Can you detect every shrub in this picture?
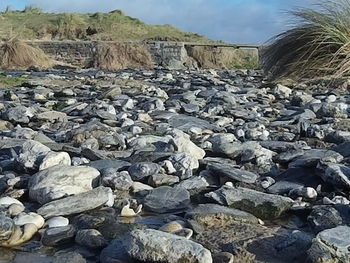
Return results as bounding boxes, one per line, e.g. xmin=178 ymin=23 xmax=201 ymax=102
xmin=261 ymin=0 xmax=350 ymax=80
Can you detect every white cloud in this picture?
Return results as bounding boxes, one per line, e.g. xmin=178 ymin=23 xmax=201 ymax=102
xmin=25 ymin=0 xmax=316 ymax=43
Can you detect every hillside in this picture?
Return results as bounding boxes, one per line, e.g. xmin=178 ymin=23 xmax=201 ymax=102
xmin=0 ymin=7 xmax=213 ymax=42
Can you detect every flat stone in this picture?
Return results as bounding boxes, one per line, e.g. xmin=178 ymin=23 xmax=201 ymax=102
xmin=124 ymin=229 xmax=212 ymax=263
xmin=37 ymin=186 xmax=113 ymax=218
xmin=207 ymin=163 xmax=258 ymax=184
xmin=41 ymin=225 xmax=76 ymax=246
xmin=29 ymin=165 xmax=100 ymax=204
xmin=207 ymin=185 xmax=294 ymax=219
xmin=143 ymin=186 xmax=190 ymax=213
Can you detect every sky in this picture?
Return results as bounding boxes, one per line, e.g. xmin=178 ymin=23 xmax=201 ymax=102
xmin=0 ymin=0 xmax=316 ymax=44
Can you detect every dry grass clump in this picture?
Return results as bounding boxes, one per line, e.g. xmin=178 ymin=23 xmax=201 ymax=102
xmin=261 ymin=0 xmax=350 ymax=80
xmin=0 ymin=38 xmax=52 ymax=69
xmin=93 ymin=42 xmax=154 ymax=70
xmin=186 ymin=46 xmax=259 ymax=69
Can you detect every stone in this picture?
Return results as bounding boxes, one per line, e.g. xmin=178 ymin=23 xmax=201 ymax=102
xmin=185 ymin=204 xmax=259 ymax=226
xmin=88 ymin=159 xmax=130 ymax=173
xmin=167 ymin=129 xmax=206 ymax=160
xmin=53 ymin=252 xmax=86 ymax=263
xmin=148 ymin=173 xmax=180 ymax=187
xmin=169 ymin=153 xmax=199 ymax=179
xmin=143 ymin=186 xmax=190 ymax=213
xmin=159 ymin=221 xmax=184 ymax=233
xmin=39 ymin=151 xmax=71 ymax=170
xmin=124 ymin=229 xmax=212 ymax=263
xmin=207 ymin=163 xmax=258 ymax=184
xmin=5 ymin=106 xmax=33 ymax=124
xmin=308 ymin=206 xmax=343 ymax=233
xmin=37 ymin=111 xmax=68 ymax=123
xmin=41 ymin=225 xmax=76 ymax=246
xmin=16 ymin=140 xmax=51 ymax=171
xmin=289 ymin=149 xmax=343 ymax=168
xmin=308 ymin=226 xmax=350 ymax=263
xmin=207 ymin=185 xmax=294 ymax=219
xmin=29 ymin=165 xmax=100 ymax=204
xmin=45 ymin=217 xmax=69 ymax=228
xmin=37 ymin=186 xmax=113 ymax=218
xmin=101 ymin=169 xmax=133 ymax=191
xmin=321 ymin=163 xmax=350 ymax=189
xmin=13 ymin=212 xmax=45 ymax=229
xmin=75 ymin=229 xmax=108 ymax=249
xmin=128 ymin=162 xmax=160 ymax=181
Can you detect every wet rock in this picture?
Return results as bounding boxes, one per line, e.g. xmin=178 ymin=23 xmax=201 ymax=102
xmin=124 ymin=229 xmax=212 ymax=263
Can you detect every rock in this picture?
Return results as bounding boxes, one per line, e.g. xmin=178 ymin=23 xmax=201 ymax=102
xmin=185 ymin=204 xmax=259 ymax=226
xmin=37 ymin=186 xmax=113 ymax=218
xmin=308 ymin=226 xmax=350 ymax=263
xmin=37 ymin=111 xmax=68 ymax=123
xmin=5 ymin=106 xmax=34 ymax=124
xmin=320 ymin=163 xmax=350 ymax=189
xmin=45 ymin=217 xmax=69 ymax=228
xmin=29 ymin=165 xmax=100 ymax=204
xmin=176 ymin=176 xmax=210 ymax=190
xmin=53 ymin=251 xmax=86 ymax=263
xmin=148 ymin=173 xmax=179 ymax=187
xmin=128 ymin=162 xmax=160 ymax=181
xmin=13 ymin=212 xmax=45 ymax=228
xmin=207 ymin=185 xmax=294 ymax=219
xmin=167 ymin=129 xmax=206 ymax=160
xmin=16 ymin=140 xmax=51 ymax=171
xmin=101 ymin=169 xmax=133 ymax=191
xmin=169 ymin=153 xmax=199 ymax=179
xmin=75 ymin=229 xmax=108 ymax=249
xmin=143 ymin=186 xmax=190 ymax=213
xmin=207 ymin=163 xmax=258 ymax=184
xmin=289 ymin=149 xmax=343 ymax=168
xmin=308 ymin=206 xmax=343 ymax=233
xmin=88 ymin=159 xmax=130 ymax=173
xmin=212 ymin=252 xmax=234 ymax=263
xmin=124 ymin=229 xmax=212 ymax=263
xmin=159 ymin=221 xmax=184 ymax=233
xmin=39 ymin=151 xmax=71 ymax=170
xmin=41 ymin=225 xmax=76 ymax=246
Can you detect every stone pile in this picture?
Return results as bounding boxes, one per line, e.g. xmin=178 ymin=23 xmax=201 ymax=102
xmin=0 ymin=68 xmax=350 ymax=263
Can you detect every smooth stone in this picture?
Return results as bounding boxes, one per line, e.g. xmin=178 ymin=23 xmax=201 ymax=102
xmin=0 ymin=197 xmax=23 ymax=207
xmin=207 ymin=163 xmax=258 ymax=184
xmin=39 ymin=152 xmax=71 ymax=171
xmin=45 ymin=217 xmax=69 ymax=228
xmin=124 ymin=229 xmax=212 ymax=263
xmin=159 ymin=221 xmax=184 ymax=233
xmin=172 ymin=228 xmax=193 ymax=239
xmin=29 ymin=165 xmax=100 ymax=204
xmin=75 ymin=229 xmax=108 ymax=249
xmin=143 ymin=186 xmax=190 ymax=214
xmin=13 ymin=213 xmax=45 ymax=229
xmin=37 ymin=186 xmax=113 ymax=218
xmin=207 ymin=185 xmax=294 ymax=219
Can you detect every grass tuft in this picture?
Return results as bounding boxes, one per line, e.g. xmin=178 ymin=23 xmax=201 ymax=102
xmin=261 ymin=0 xmax=350 ymax=80
xmin=93 ymin=42 xmax=154 ymax=71
xmin=0 ymin=38 xmax=52 ymax=69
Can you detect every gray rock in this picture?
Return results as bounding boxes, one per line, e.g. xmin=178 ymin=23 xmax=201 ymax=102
xmin=308 ymin=226 xmax=350 ymax=263
xmin=53 ymin=252 xmax=86 ymax=263
xmin=169 ymin=153 xmax=199 ymax=179
xmin=289 ymin=149 xmax=343 ymax=168
xmin=88 ymin=159 xmax=130 ymax=173
xmin=207 ymin=163 xmax=258 ymax=184
xmin=207 ymin=185 xmax=294 ymax=219
xmin=128 ymin=162 xmax=160 ymax=181
xmin=148 ymin=173 xmax=179 ymax=187
xmin=308 ymin=206 xmax=343 ymax=233
xmin=124 ymin=229 xmax=212 ymax=263
xmin=75 ymin=229 xmax=108 ymax=249
xmin=37 ymin=186 xmax=113 ymax=218
xmin=29 ymin=165 xmax=100 ymax=204
xmin=102 ymin=169 xmax=133 ymax=191
xmin=42 ymin=225 xmax=76 ymax=246
xmin=16 ymin=140 xmax=51 ymax=171
xmin=185 ymin=204 xmax=259 ymax=226
xmin=321 ymin=163 xmax=350 ymax=189
xmin=168 ymin=114 xmax=217 ymax=132
xmin=6 ymin=106 xmax=34 ymax=124
xmin=143 ymin=186 xmax=190 ymax=213
xmin=37 ymin=111 xmax=68 ymax=123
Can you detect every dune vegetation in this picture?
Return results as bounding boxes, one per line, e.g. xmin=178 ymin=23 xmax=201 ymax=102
xmin=261 ymin=0 xmax=350 ymax=80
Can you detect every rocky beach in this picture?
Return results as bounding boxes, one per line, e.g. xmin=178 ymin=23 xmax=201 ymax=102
xmin=0 ymin=68 xmax=350 ymax=263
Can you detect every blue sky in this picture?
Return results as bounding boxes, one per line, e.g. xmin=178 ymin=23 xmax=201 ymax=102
xmin=1 ymin=0 xmax=316 ymax=43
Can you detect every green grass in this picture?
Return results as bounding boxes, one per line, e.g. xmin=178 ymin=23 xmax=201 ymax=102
xmin=261 ymin=0 xmax=350 ymax=80
xmin=0 ymin=8 xmax=212 ymax=42
xmin=0 ymin=74 xmax=28 ymax=88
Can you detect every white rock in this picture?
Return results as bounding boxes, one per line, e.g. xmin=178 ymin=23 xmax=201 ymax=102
xmin=39 ymin=151 xmax=71 ymax=170
xmin=45 ymin=216 xmax=69 ymax=228
xmin=14 ymin=212 xmax=45 ymax=228
xmin=0 ymin=197 xmax=23 ymax=207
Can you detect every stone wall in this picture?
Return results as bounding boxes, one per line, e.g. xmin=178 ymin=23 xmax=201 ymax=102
xmin=24 ymin=40 xmax=259 ymax=69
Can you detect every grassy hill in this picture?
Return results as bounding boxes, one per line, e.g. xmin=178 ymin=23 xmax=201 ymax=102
xmin=0 ymin=7 xmax=213 ymax=42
